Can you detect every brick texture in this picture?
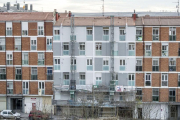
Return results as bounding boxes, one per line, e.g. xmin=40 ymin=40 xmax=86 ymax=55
xmin=22 ymin=67 xmax=30 ymax=80
xmin=160 ymin=58 xmax=168 ymax=71
xmin=152 ymin=73 xmax=161 ymax=87
xmin=6 ymin=37 xmax=14 ymax=50
xmin=160 ymin=27 xmax=169 ymax=41
xmin=159 ymin=88 xmax=169 ymax=102
xmin=6 ymin=67 xmax=14 ymax=79
xmin=13 ymin=22 xmax=21 ymax=36
xmin=28 ymin=22 xmax=37 ymax=36
xmin=14 ymin=81 xmax=22 ymax=94
xmin=176 ymin=88 xmax=180 ymax=102
xmin=168 ymin=73 xmax=178 ymax=87
xmin=176 ymin=27 xmax=180 ymax=41
xmin=136 ymin=43 xmax=143 ymax=56
xmin=0 ymin=81 xmax=6 ymax=94
xmin=37 ymin=37 xmax=46 ymax=50
xmin=29 ymin=53 xmax=37 ymax=65
xmin=144 ymin=58 xmax=152 ymax=71
xmin=45 ymin=82 xmax=53 ymax=95
xmin=144 ymin=27 xmax=152 ymax=41
xmin=152 ymin=43 xmax=161 ymax=56
xmin=0 ymin=23 xmax=5 ymax=36
xmin=22 ymin=37 xmax=30 ymax=50
xmin=169 ymin=43 xmax=178 ymax=56
xmin=45 ymin=22 xmax=53 ymax=36
xmin=136 ymin=73 xmax=144 ymax=87
xmin=45 ymin=52 xmax=53 ymax=65
xmin=177 ymin=58 xmax=180 ymax=72
xmin=38 ymin=67 xmax=46 ymax=80
xmin=142 ymin=88 xmax=152 ymax=102
xmin=0 ymin=52 xmax=5 ymax=65
xmin=29 ymin=82 xmax=38 ymax=95
xmin=14 ymin=52 xmax=21 ymax=65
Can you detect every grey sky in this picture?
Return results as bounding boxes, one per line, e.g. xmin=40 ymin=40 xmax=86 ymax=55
xmin=0 ymin=0 xmax=178 ymax=13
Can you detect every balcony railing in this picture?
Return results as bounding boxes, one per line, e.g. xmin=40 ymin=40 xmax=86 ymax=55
xmin=128 ymin=81 xmax=135 ymax=86
xmin=23 ymin=89 xmax=29 ymax=94
xmin=152 ymin=66 xmax=159 ymax=71
xmin=86 ymin=35 xmax=93 ymax=41
xmin=31 ymin=46 xmax=36 ymax=50
xmin=136 ymin=35 xmax=143 ymax=41
xmin=38 ymin=60 xmax=44 ymax=65
xmin=169 ymin=35 xmax=176 ymax=41
xmin=152 ymin=96 xmax=159 ymax=101
xmin=152 ymin=35 xmax=159 ymax=41
xmin=96 ymin=50 xmax=102 ymax=56
xmin=54 ymin=65 xmax=60 ymax=70
xmin=15 ymin=45 xmax=21 ymax=51
xmin=169 ymin=66 xmax=176 ymax=71
xmin=162 ymin=81 xmax=168 ymax=86
xmin=119 ymin=35 xmax=125 ymax=41
xmin=119 ymin=66 xmax=125 ymax=71
xmin=87 ymin=66 xmax=93 ymax=71
xmin=47 ymin=45 xmax=52 ymax=51
xmin=47 ymin=74 xmax=53 ymax=80
xmin=80 ymin=80 xmax=85 ymax=85
xmin=129 ymin=51 xmax=135 ymax=56
xmin=80 ymin=50 xmax=85 ymax=55
xmin=112 ymin=51 xmax=118 ymax=56
xmin=7 ymin=89 xmax=13 ymax=94
xmin=96 ymin=81 xmax=102 ymax=85
xmin=70 ymin=35 xmax=76 ymax=41
xmin=64 ymin=79 xmax=70 ymax=85
xmin=63 ymin=50 xmax=69 ymax=55
xmin=145 ymin=51 xmax=151 ymax=56
xmin=71 ymin=65 xmax=76 ymax=71
xmin=31 ymin=75 xmax=37 ymax=80
xmin=22 ymin=60 xmax=28 ymax=65
xmin=103 ymin=35 xmax=109 ymax=41
xmin=0 ymin=45 xmax=5 ymax=51
xmin=162 ymin=51 xmax=168 ymax=56
xmin=16 ymin=74 xmax=22 ymax=80
xmin=0 ymin=74 xmax=6 ymax=79
xmin=103 ymin=66 xmax=109 ymax=71
xmin=53 ymin=35 xmax=60 ymax=41
xmin=136 ymin=66 xmax=142 ymax=71
xmin=6 ymin=30 xmax=12 ymax=36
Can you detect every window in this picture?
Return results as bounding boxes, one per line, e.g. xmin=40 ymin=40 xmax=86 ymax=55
xmin=162 ymin=45 xmax=168 ymax=56
xmin=31 ymin=67 xmax=37 ymax=80
xmin=161 ymin=73 xmax=168 ymax=87
xmin=79 ymin=42 xmax=85 ymax=55
xmin=15 ymin=67 xmax=21 ymax=80
xmin=6 ymin=22 xmax=12 ymax=36
xmin=38 ymin=52 xmax=44 ymax=65
xmin=169 ymin=27 xmax=176 ymax=41
xmin=136 ymin=27 xmax=143 ymax=41
xmin=112 ymin=73 xmax=118 ymax=85
xmin=128 ymin=43 xmax=135 ymax=56
xmin=14 ymin=37 xmax=21 ymax=51
xmin=169 ymin=58 xmax=176 ymax=71
xmin=103 ymin=27 xmax=109 ymax=41
xmin=87 ymin=27 xmax=93 ymax=41
xmin=145 ymin=73 xmax=151 ymax=86
xmin=54 ymin=29 xmax=60 ymax=40
xmin=169 ymin=89 xmax=176 ymax=102
xmin=95 ymin=43 xmax=102 ymax=56
xmin=79 ymin=73 xmax=85 ymax=85
xmin=6 ymin=53 xmax=13 ymax=65
xmin=22 ymin=52 xmax=28 ymax=65
xmin=47 ymin=67 xmax=53 ymax=80
xmin=152 ymin=88 xmax=159 ymax=101
xmin=87 ymin=58 xmax=93 ymax=71
xmin=152 ymin=27 xmax=159 ymax=41
xmin=46 ymin=37 xmax=52 ymax=50
xmin=178 ymin=74 xmax=180 ymax=87
xmin=31 ymin=38 xmax=37 ymax=50
xmin=152 ymin=59 xmax=159 ymax=71
xmin=0 ymin=67 xmax=6 ymax=80
xmin=7 ymin=82 xmax=13 ymax=94
xmin=136 ymin=88 xmax=142 ymax=101
xmin=22 ymin=30 xmax=28 ymax=36
xmin=0 ymin=38 xmax=5 ymax=51
xmin=22 ymin=22 xmax=28 ymax=36
xmin=119 ymin=27 xmax=126 ymax=41
xmin=54 ymin=58 xmax=60 ymax=70
xmin=128 ymin=74 xmax=135 ymax=86
xmin=103 ymin=60 xmax=109 ymax=71
xmin=38 ymin=82 xmax=45 ymax=95
xmin=71 ymin=58 xmax=76 ymax=71
xmin=145 ymin=44 xmax=151 ymax=56
xmin=120 ymin=59 xmax=125 ymax=71
xmin=96 ymin=77 xmax=102 ymax=85
xmin=38 ymin=22 xmax=44 ymax=36
xmin=63 ymin=43 xmax=69 ymax=55
xmin=136 ymin=59 xmax=142 ymax=71
xmin=63 ymin=73 xmax=69 ymax=85
xmin=23 ymin=81 xmax=29 ymax=94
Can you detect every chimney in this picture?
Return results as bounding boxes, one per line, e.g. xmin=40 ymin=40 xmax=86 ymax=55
xmin=30 ymin=4 xmax=33 ymax=11
xmin=132 ymin=10 xmax=138 ymax=21
xmin=25 ymin=4 xmax=28 ymax=10
xmin=7 ymin=2 xmax=10 ymax=11
xmin=68 ymin=11 xmax=71 ymax=17
xmin=17 ymin=3 xmax=20 ymax=10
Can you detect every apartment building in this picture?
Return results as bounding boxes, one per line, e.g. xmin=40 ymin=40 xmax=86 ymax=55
xmin=0 ymin=12 xmax=54 ymax=113
xmin=53 ymin=14 xmax=180 ymax=119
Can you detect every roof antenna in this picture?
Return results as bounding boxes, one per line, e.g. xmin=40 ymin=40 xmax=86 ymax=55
xmin=102 ymin=0 xmax=104 ymax=16
xmin=173 ymin=0 xmax=179 ymax=16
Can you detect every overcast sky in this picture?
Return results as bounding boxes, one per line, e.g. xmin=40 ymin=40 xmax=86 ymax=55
xmin=0 ymin=0 xmax=178 ymax=13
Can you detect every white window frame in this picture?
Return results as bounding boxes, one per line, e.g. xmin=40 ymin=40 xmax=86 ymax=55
xmin=54 ymin=58 xmax=60 ymax=71
xmin=0 ymin=67 xmax=6 ymax=80
xmin=120 ymin=27 xmax=126 ymax=35
xmin=0 ymin=38 xmax=5 ymax=51
xmin=38 ymin=52 xmax=44 ymax=65
xmin=23 ymin=81 xmax=29 ymax=95
xmin=169 ymin=58 xmax=176 ymax=71
xmin=87 ymin=27 xmax=93 ymax=35
xmin=63 ymin=42 xmax=69 ymax=55
xmin=15 ymin=37 xmax=21 ymax=51
xmin=87 ymin=58 xmax=93 ymax=71
xmin=46 ymin=37 xmax=52 ymax=51
xmin=6 ymin=52 xmax=13 ymax=65
xmin=38 ymin=22 xmax=44 ymax=36
xmin=162 ymin=44 xmax=168 ymax=56
xmin=15 ymin=67 xmax=21 ymax=75
xmin=79 ymin=42 xmax=85 ymax=55
xmin=38 ymin=81 xmax=45 ymax=95
xmin=96 ymin=43 xmax=102 ymax=51
xmin=169 ymin=27 xmax=176 ymax=36
xmin=136 ymin=27 xmax=143 ymax=35
xmin=161 ymin=73 xmax=168 ymax=87
xmin=145 ymin=73 xmax=151 ymax=87
xmin=79 ymin=73 xmax=86 ymax=85
xmin=145 ymin=44 xmax=152 ymax=56
xmin=7 ymin=82 xmax=13 ymax=94
xmin=152 ymin=27 xmax=159 ymax=41
xmin=129 ymin=43 xmax=135 ymax=51
xmin=152 ymin=58 xmax=159 ymax=66
xmin=96 ymin=77 xmax=102 ymax=85
xmin=103 ymin=27 xmax=109 ymax=35
xmin=6 ymin=22 xmax=12 ymax=36
xmin=22 ymin=52 xmax=28 ymax=65
xmin=31 ymin=38 xmax=37 ymax=51
xmin=128 ymin=73 xmax=135 ymax=86
xmin=64 ymin=73 xmax=70 ymax=85
xmin=54 ymin=29 xmax=60 ymax=35
xmin=22 ymin=22 xmax=28 ymax=36
xmin=120 ymin=59 xmax=125 ymax=66
xmin=31 ymin=67 xmax=37 ymax=75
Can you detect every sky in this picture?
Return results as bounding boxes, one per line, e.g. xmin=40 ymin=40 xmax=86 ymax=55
xmin=0 ymin=0 xmax=178 ymax=13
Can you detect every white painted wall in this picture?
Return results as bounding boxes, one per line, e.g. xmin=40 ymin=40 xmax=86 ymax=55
xmin=61 ymin=27 xmax=71 ymax=42
xmin=85 ymin=42 xmax=93 ymax=56
xmin=77 ymin=57 xmax=86 ymax=72
xmin=0 ymin=97 xmax=6 ymax=111
xmin=126 ymin=58 xmax=136 ymax=72
xmin=61 ymin=57 xmax=70 ymax=72
xmin=114 ymin=27 xmax=119 ymax=42
xmin=74 ymin=27 xmax=86 ymax=42
xmin=86 ymin=72 xmax=93 ymax=85
xmin=126 ymin=26 xmax=136 ymax=42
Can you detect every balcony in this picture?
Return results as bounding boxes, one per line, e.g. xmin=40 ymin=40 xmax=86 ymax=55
xmin=86 ymin=35 xmax=93 ymax=41
xmin=152 ymin=96 xmax=159 ymax=101
xmin=31 ymin=46 xmax=36 ymax=50
xmin=152 ymin=35 xmax=159 ymax=41
xmin=31 ymin=75 xmax=37 ymax=80
xmin=87 ymin=66 xmax=93 ymax=71
xmin=0 ymin=74 xmax=6 ymax=79
xmin=129 ymin=51 xmax=135 ymax=56
xmin=38 ymin=60 xmax=44 ymax=65
xmin=47 ymin=74 xmax=53 ymax=80
xmin=70 ymin=65 xmax=76 ymax=71
xmin=169 ymin=66 xmax=176 ymax=71
xmin=53 ymin=35 xmax=60 ymax=41
xmin=162 ymin=51 xmax=168 ymax=56
xmin=136 ymin=35 xmax=143 ymax=41
xmin=0 ymin=45 xmax=5 ymax=51
xmin=128 ymin=81 xmax=135 ymax=86
xmin=103 ymin=66 xmax=109 ymax=71
xmin=152 ymin=66 xmax=159 ymax=71
xmin=79 ymin=50 xmax=85 ymax=55
xmin=7 ymin=89 xmax=13 ymax=94
xmin=103 ymin=35 xmax=109 ymax=41
xmin=47 ymin=45 xmax=52 ymax=51
xmin=70 ymin=35 xmax=76 ymax=41
xmin=169 ymin=35 xmax=176 ymax=41
xmin=23 ymin=89 xmax=29 ymax=94
xmin=63 ymin=50 xmax=69 ymax=55
xmin=119 ymin=66 xmax=125 ymax=71
xmin=54 ymin=65 xmax=60 ymax=70
xmin=15 ymin=45 xmax=21 ymax=51
xmin=80 ymin=80 xmax=85 ymax=85
xmin=6 ymin=30 xmax=12 ymax=36
xmin=15 ymin=74 xmax=22 ymax=80
xmin=145 ymin=51 xmax=151 ymax=56
xmin=96 ymin=50 xmax=102 ymax=56
xmin=119 ymin=35 xmax=125 ymax=41
xmin=22 ymin=60 xmax=28 ymax=65
xmin=145 ymin=81 xmax=151 ymax=86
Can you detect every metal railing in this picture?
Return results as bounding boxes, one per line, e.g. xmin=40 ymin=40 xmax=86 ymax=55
xmin=54 ymin=65 xmax=60 ymax=70
xmin=136 ymin=66 xmax=142 ymax=71
xmin=103 ymin=66 xmax=109 ymax=71
xmin=152 ymin=66 xmax=159 ymax=71
xmin=0 ymin=74 xmax=6 ymax=79
xmin=64 ymin=79 xmax=70 ymax=85
xmin=119 ymin=35 xmax=125 ymax=41
xmin=87 ymin=66 xmax=93 ymax=71
xmin=129 ymin=51 xmax=135 ymax=56
xmin=80 ymin=80 xmax=85 ymax=85
xmin=169 ymin=35 xmax=176 ymax=41
xmin=31 ymin=75 xmax=37 ymax=80
xmin=119 ymin=66 xmax=125 ymax=71
xmin=47 ymin=74 xmax=53 ymax=80
xmin=79 ymin=50 xmax=85 ymax=55
xmin=103 ymin=35 xmax=109 ymax=41
xmin=47 ymin=45 xmax=52 ymax=50
xmin=96 ymin=50 xmax=102 ymax=56
xmin=63 ymin=50 xmax=69 ymax=55
xmin=53 ymin=35 xmax=60 ymax=40
xmin=15 ymin=74 xmax=22 ymax=80
xmin=23 ymin=89 xmax=29 ymax=94
xmin=86 ymin=35 xmax=93 ymax=41
xmin=70 ymin=65 xmax=76 ymax=71
xmin=31 ymin=46 xmax=36 ymax=50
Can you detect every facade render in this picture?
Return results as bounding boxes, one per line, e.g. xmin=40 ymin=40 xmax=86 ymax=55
xmin=0 ymin=12 xmax=54 ymax=113
xmin=53 ymin=13 xmax=180 ymax=119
